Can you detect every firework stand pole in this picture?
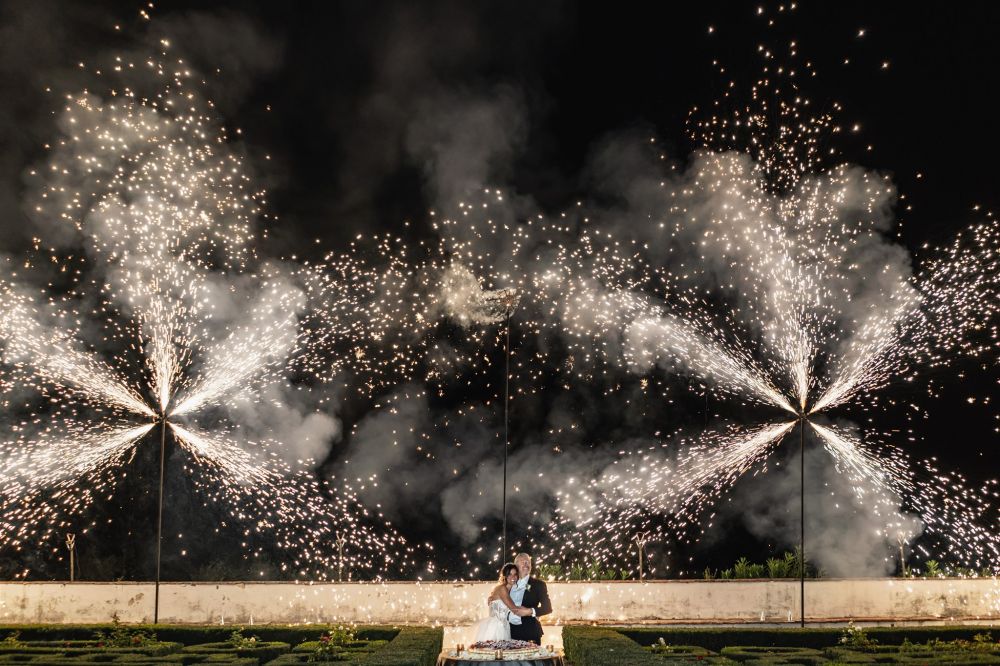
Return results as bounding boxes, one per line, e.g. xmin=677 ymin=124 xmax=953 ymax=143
xmin=154 ymin=417 xmax=167 ymax=623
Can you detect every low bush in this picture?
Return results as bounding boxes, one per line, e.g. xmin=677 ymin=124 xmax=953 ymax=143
xmin=0 ymin=626 xmax=399 ymax=647
xmin=0 ymin=625 xmax=437 ymax=666
xmin=719 ymin=645 xmax=825 ymax=664
xmin=649 ymin=643 xmax=716 ymax=657
xmin=269 ymin=627 xmax=440 ymax=666
xmin=619 ymin=627 xmax=1000 ymax=652
xmin=569 ymin=626 xmax=1000 ymax=666
xmin=563 ymin=627 xmax=653 ymax=666
xmin=0 ymin=641 xmax=182 ymax=657
xmin=0 ymin=657 xmax=257 ymax=665
xmin=647 ymin=642 xmax=737 ymax=663
xmin=182 ymin=639 xmax=291 ymax=663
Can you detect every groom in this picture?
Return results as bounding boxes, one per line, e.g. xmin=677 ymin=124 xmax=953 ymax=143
xmin=507 ymin=552 xmax=552 ymax=645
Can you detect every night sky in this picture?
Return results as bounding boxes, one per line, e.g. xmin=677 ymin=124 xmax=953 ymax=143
xmin=1 ymin=2 xmax=999 ymax=581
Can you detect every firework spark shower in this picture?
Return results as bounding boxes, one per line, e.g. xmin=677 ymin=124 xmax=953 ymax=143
xmin=0 ymin=2 xmax=999 ymax=582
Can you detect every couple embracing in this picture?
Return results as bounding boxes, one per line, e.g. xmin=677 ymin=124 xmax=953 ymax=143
xmin=473 ymin=552 xmax=552 ymax=645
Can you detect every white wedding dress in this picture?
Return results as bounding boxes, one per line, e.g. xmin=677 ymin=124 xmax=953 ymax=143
xmin=473 ymin=598 xmax=512 ymax=642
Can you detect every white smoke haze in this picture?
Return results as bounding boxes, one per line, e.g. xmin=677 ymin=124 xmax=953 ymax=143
xmin=4 ymin=1 xmax=998 ymax=581
xmin=214 ymin=379 xmax=340 ymax=469
xmin=0 ymin=21 xmax=351 ymax=535
xmin=397 ymin=104 xmax=949 ymax=569
xmin=406 ymin=87 xmax=527 ymax=214
xmin=438 ymin=263 xmax=518 ymax=326
xmin=725 ymin=428 xmax=924 ymax=577
xmin=439 ymin=436 xmax=624 ymax=545
xmin=338 ymin=384 xmax=437 ymax=515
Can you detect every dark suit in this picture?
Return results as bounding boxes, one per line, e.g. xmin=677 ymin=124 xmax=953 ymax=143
xmin=508 ymin=577 xmax=552 ymax=645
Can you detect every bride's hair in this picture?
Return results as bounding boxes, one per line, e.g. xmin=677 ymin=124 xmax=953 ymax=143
xmin=498 ymin=562 xmax=518 ymax=582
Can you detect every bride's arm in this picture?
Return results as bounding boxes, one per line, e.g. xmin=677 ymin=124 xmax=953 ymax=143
xmin=496 ymin=585 xmax=531 ymax=616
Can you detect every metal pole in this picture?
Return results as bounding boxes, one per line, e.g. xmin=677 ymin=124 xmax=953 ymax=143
xmin=502 ymin=311 xmax=511 ymax=560
xmin=154 ymin=418 xmax=167 ymax=624
xmin=66 ymin=533 xmax=76 ymax=582
xmin=336 ymin=534 xmax=346 ymax=582
xmin=799 ymin=416 xmax=805 ymax=627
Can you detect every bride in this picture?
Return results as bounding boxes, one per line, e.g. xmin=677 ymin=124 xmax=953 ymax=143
xmin=473 ymin=563 xmax=532 ymax=642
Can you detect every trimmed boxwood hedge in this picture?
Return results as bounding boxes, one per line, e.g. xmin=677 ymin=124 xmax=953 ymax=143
xmin=566 ymin=626 xmax=1000 ymax=666
xmin=0 ymin=653 xmax=258 ymax=664
xmin=357 ymin=627 xmax=441 ymax=666
xmin=0 ymin=641 xmax=183 ymax=657
xmin=181 ymin=640 xmax=290 ymax=663
xmin=0 ymin=625 xmax=440 ymax=666
xmin=822 ymin=646 xmax=1000 ymax=664
xmin=619 ymin=627 xmax=1000 ymax=652
xmin=0 ymin=627 xmax=399 ymax=647
xmin=292 ymin=640 xmax=389 ymax=653
xmin=268 ymin=627 xmax=440 ymax=666
xmin=719 ymin=645 xmax=825 ymax=664
xmin=0 ymin=641 xmax=184 ymax=663
xmin=563 ymin=627 xmax=655 ymax=666
xmin=649 ymin=644 xmax=716 ymax=656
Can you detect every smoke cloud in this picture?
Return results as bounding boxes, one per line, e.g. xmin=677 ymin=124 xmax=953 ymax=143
xmin=724 ymin=425 xmax=924 ymax=577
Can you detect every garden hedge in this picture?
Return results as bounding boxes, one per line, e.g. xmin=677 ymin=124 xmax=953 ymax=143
xmin=562 ymin=627 xmax=654 ymax=666
xmin=619 ymin=626 xmax=1000 ymax=651
xmin=267 ymin=627 xmax=440 ymax=666
xmin=0 ymin=625 xmax=442 ymax=666
xmin=565 ymin=626 xmax=1000 ymax=666
xmin=0 ymin=626 xmax=399 ymax=646
xmin=181 ymin=640 xmax=291 ymax=663
xmin=719 ymin=645 xmax=825 ymax=664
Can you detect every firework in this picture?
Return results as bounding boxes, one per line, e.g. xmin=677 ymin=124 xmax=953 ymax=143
xmin=0 ymin=46 xmax=410 ymax=579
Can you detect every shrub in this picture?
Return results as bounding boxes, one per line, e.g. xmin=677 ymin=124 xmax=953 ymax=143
xmin=719 ymin=645 xmax=825 ymax=664
xmin=272 ymin=627 xmax=440 ymax=666
xmin=361 ymin=627 xmax=441 ymax=666
xmin=563 ymin=627 xmax=651 ymax=666
xmin=309 ymin=628 xmax=361 ymax=663
xmin=649 ymin=641 xmax=716 ymax=657
xmin=0 ymin=625 xmax=435 ymax=666
xmin=94 ymin=617 xmax=156 ymax=648
xmin=0 ymin=641 xmax=182 ymax=658
xmin=648 ymin=640 xmax=733 ymax=663
xmin=838 ymin=624 xmax=877 ymax=650
xmin=226 ymin=630 xmax=260 ymax=650
xmin=0 ymin=625 xmax=399 ymax=647
xmin=536 ymin=564 xmax=564 ymax=580
xmin=568 ymin=563 xmax=629 ymax=581
xmin=182 ymin=639 xmax=290 ymax=664
xmin=619 ymin=627 xmax=1000 ymax=652
xmin=766 ymin=555 xmax=794 ymax=579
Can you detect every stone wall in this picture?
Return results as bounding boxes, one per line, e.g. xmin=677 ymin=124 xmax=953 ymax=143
xmin=2 ymin=579 xmax=999 ymax=625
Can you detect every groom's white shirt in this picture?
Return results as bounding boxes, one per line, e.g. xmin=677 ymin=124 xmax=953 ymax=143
xmin=507 ymin=575 xmax=534 ymax=624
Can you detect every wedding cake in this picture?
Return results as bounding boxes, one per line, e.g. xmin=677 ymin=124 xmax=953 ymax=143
xmin=468 ymin=639 xmax=540 ymax=658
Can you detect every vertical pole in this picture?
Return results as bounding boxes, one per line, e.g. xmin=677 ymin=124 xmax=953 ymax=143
xmin=634 ymin=533 xmax=648 ymax=581
xmin=66 ymin=534 xmax=76 ymax=582
xmin=155 ymin=418 xmax=167 ymax=624
xmin=502 ymin=311 xmax=511 ymax=561
xmin=799 ymin=416 xmax=805 ymax=627
xmin=336 ymin=534 xmax=346 ymax=582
